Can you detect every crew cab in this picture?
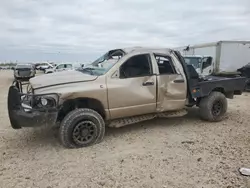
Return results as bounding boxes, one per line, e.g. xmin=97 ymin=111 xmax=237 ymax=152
xmin=8 ymin=47 xmax=246 ymax=148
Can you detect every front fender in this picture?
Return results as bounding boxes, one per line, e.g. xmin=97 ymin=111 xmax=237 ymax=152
xmin=34 ymin=81 xmax=109 ymax=109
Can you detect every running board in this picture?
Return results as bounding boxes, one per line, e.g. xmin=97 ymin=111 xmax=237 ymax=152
xmin=108 ymin=109 xmax=187 ymax=128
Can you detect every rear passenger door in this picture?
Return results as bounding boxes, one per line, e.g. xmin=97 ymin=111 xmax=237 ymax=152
xmin=154 ymin=54 xmax=187 ymax=111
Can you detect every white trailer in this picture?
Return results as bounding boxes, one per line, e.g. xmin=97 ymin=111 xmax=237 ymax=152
xmin=175 ymin=41 xmax=250 ymax=76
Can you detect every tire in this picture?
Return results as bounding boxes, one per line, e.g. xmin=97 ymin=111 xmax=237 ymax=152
xmin=59 ymin=108 xmax=105 ymax=148
xmin=199 ymin=91 xmax=227 ymax=122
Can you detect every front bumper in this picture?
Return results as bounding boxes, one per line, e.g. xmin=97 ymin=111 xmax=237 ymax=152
xmin=8 ymin=83 xmax=60 ymax=129
xmin=14 ymin=73 xmax=35 ymax=78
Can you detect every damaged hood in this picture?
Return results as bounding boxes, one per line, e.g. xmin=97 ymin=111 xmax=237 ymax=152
xmin=29 ymin=70 xmax=97 ymax=89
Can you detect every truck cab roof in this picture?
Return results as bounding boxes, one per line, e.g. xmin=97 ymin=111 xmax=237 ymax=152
xmin=122 ymin=47 xmax=172 ymax=54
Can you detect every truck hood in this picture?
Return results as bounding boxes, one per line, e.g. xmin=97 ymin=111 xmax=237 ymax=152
xmin=30 ymin=70 xmax=97 ymax=89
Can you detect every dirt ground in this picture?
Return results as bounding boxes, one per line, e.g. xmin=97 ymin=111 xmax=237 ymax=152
xmin=0 ymin=70 xmax=249 ymax=188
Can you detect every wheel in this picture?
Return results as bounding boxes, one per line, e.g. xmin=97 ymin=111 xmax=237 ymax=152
xmin=199 ymin=91 xmax=227 ymax=122
xmin=59 ymin=108 xmax=105 ymax=148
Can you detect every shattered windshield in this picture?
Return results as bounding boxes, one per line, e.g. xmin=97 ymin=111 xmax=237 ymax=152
xmin=184 ymin=57 xmax=202 ymax=69
xmin=77 ymin=49 xmax=125 ymax=76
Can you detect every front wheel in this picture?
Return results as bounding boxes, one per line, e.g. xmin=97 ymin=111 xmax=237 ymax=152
xmin=59 ymin=108 xmax=105 ymax=148
xmin=199 ymin=91 xmax=228 ymax=122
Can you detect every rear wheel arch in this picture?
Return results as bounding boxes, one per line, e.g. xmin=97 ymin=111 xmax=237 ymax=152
xmin=212 ymin=87 xmax=234 ymax=99
xmin=211 ymin=87 xmax=225 ymax=95
xmin=196 ymin=87 xmax=226 ymax=106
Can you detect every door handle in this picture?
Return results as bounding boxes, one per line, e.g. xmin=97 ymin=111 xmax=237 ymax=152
xmin=173 ymin=79 xmax=184 ymax=83
xmin=142 ymin=81 xmax=154 ymax=86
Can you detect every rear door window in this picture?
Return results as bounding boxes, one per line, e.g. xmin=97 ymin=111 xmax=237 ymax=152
xmin=66 ymin=64 xmax=73 ymax=68
xmin=154 ymin=55 xmax=176 ymax=74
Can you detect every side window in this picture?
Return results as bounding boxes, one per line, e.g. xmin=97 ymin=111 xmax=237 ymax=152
xmin=120 ymin=54 xmax=152 ymax=78
xmin=202 ymin=57 xmax=212 ymax=69
xmin=66 ymin=64 xmax=73 ymax=68
xmin=155 ymin=55 xmax=176 ymax=74
xmin=57 ymin=64 xmax=64 ymax=69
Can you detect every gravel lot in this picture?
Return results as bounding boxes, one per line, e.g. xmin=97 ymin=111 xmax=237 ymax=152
xmin=0 ymin=70 xmax=250 ymax=188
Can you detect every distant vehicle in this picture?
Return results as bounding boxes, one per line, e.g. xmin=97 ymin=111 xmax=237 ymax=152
xmin=175 ymin=40 xmax=250 ymax=76
xmin=36 ymin=62 xmax=54 ymax=71
xmin=183 ymin=55 xmax=212 ymax=75
xmin=44 ymin=63 xmax=74 ymax=74
xmin=14 ymin=64 xmax=35 ymax=81
xmin=0 ymin=66 xmax=8 ymax=70
xmin=237 ymin=63 xmax=250 ymax=91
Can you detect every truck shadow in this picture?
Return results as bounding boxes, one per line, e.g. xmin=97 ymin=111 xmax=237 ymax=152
xmin=3 ymin=107 xmax=207 ymax=149
xmin=9 ymin=108 xmax=200 ymax=149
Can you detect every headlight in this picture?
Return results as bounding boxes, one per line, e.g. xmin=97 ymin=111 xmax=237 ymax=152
xmin=40 ymin=98 xmax=48 ymax=106
xmin=33 ymin=95 xmax=57 ymax=109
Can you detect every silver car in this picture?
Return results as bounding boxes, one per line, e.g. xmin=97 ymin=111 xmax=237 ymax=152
xmin=14 ymin=64 xmax=35 ymax=81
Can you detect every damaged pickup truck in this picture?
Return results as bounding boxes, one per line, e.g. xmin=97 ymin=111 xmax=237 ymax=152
xmin=8 ymin=47 xmax=246 ymax=148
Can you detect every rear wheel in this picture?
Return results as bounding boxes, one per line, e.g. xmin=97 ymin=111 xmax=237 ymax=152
xmin=59 ymin=108 xmax=105 ymax=148
xmin=199 ymin=91 xmax=227 ymax=122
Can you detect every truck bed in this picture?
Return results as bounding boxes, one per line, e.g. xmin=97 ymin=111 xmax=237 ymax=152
xmin=190 ymin=76 xmax=246 ymax=99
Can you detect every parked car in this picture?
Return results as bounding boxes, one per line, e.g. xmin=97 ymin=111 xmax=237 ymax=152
xmin=14 ymin=64 xmax=35 ymax=81
xmin=44 ymin=63 xmax=74 ymax=74
xmin=36 ymin=62 xmax=54 ymax=71
xmin=8 ymin=47 xmax=246 ymax=148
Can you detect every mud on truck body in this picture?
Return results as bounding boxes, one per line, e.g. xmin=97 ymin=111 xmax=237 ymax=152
xmin=8 ymin=47 xmax=246 ymax=148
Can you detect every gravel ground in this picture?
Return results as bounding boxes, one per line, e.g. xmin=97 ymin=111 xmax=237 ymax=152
xmin=0 ymin=70 xmax=250 ymax=188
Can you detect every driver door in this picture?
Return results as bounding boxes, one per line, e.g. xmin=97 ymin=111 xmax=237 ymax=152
xmin=107 ymin=53 xmax=157 ymax=119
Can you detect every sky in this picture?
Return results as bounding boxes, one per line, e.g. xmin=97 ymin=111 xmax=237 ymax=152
xmin=0 ymin=0 xmax=250 ymax=63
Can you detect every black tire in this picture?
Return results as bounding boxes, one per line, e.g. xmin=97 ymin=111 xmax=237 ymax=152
xmin=199 ymin=91 xmax=227 ymax=122
xmin=59 ymin=108 xmax=105 ymax=148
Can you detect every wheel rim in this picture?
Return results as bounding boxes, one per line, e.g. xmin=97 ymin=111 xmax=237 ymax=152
xmin=212 ymin=101 xmax=223 ymax=116
xmin=72 ymin=120 xmax=96 ymax=145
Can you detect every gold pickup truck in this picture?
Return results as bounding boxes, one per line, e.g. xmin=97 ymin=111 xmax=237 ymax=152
xmin=8 ymin=47 xmax=246 ymax=148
